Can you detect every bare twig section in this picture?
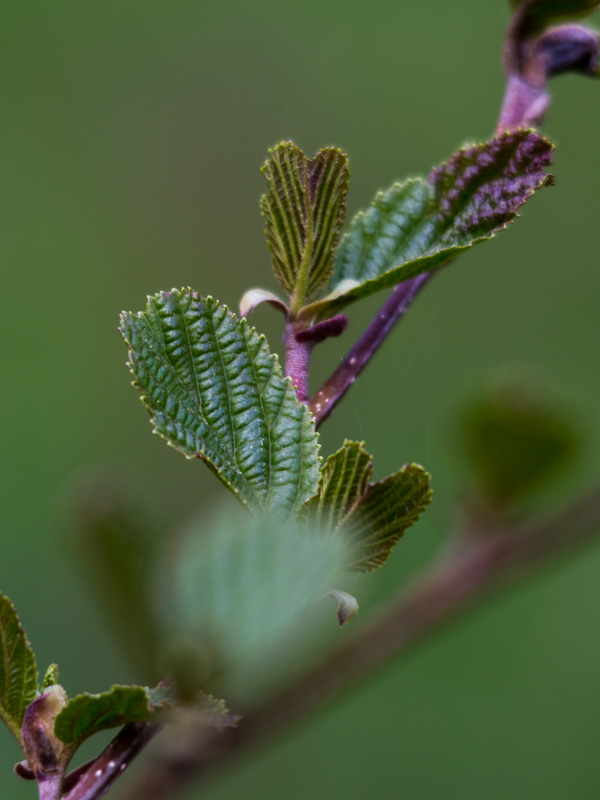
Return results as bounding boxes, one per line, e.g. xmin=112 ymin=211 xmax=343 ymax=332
xmin=309 ymin=273 xmax=434 ymax=426
xmin=117 ymin=486 xmax=600 ymax=800
xmin=63 ymin=722 xmax=162 ymax=800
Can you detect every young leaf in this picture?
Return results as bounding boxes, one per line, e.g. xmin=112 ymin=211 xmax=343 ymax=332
xmin=261 ymin=142 xmax=349 ymax=308
xmin=54 ymin=684 xmax=170 ymax=746
xmin=0 ymin=592 xmax=38 ymax=744
xmin=42 ymin=664 xmax=60 ymax=691
xmin=120 ymin=289 xmax=320 ymax=517
xmin=302 ymin=441 xmax=432 ymax=571
xmin=299 ymin=130 xmax=553 ymax=319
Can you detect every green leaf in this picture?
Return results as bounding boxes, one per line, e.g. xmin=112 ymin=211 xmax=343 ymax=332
xmin=54 ymin=684 xmax=169 ymax=746
xmin=165 ymin=507 xmax=349 ymax=683
xmin=0 ymin=592 xmax=38 ymax=744
xmin=509 ymin=0 xmax=598 ymax=36
xmin=302 ymin=441 xmax=432 ymax=571
xmin=459 ymin=377 xmax=581 ymax=507
xmin=120 ymin=289 xmax=320 ymax=517
xmin=261 ymin=142 xmax=349 ymax=308
xmin=299 ymin=130 xmax=553 ymax=320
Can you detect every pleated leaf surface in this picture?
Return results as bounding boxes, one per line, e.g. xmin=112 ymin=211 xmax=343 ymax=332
xmin=120 ymin=289 xmax=320 ymax=517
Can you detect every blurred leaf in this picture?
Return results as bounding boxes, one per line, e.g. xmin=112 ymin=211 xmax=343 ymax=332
xmin=120 ymin=289 xmax=320 ymax=517
xmin=72 ymin=475 xmax=162 ymax=680
xmin=166 ymin=508 xmax=349 ymax=680
xmin=169 ymin=692 xmax=240 ymax=730
xmin=299 ymin=131 xmax=553 ymax=320
xmin=41 ymin=664 xmax=59 ymax=691
xmin=509 ymin=0 xmax=599 ymax=36
xmin=54 ymin=684 xmax=171 ymax=746
xmin=261 ymin=142 xmax=349 ymax=307
xmin=302 ymin=441 xmax=432 ymax=571
xmin=459 ymin=378 xmax=581 ymax=507
xmin=0 ymin=592 xmax=38 ymax=745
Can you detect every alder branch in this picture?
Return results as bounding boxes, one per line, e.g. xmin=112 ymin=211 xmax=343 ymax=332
xmin=113 ymin=485 xmax=600 ymax=800
xmin=309 ymin=272 xmax=434 ymax=426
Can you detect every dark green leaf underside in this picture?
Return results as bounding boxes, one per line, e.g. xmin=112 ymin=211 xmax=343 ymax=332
xmin=120 ymin=289 xmax=320 ymax=517
xmin=0 ymin=592 xmax=38 ymax=743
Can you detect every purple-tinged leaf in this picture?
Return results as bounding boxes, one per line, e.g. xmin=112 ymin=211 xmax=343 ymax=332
xmin=299 ymin=130 xmax=552 ymax=320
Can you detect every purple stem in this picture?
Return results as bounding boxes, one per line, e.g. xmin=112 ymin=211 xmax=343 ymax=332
xmin=308 ymin=272 xmax=434 ymax=426
xmin=37 ymin=774 xmax=63 ymax=800
xmin=284 ymin=323 xmax=313 ymax=403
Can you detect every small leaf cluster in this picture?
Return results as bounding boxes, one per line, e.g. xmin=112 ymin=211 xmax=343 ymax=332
xmin=253 ymin=130 xmax=553 ymax=324
xmin=0 ymin=592 xmax=234 ymax=787
xmin=114 ymin=123 xmax=554 ymax=699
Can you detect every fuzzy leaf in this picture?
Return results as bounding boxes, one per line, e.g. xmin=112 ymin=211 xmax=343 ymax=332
xmin=302 ymin=441 xmax=432 ymax=571
xmin=120 ymin=289 xmax=320 ymax=517
xmin=261 ymin=142 xmax=349 ymax=304
xmin=54 ymin=685 xmax=169 ymax=745
xmin=0 ymin=592 xmax=38 ymax=744
xmin=166 ymin=508 xmax=348 ymax=682
xmin=300 ymin=130 xmax=553 ymax=320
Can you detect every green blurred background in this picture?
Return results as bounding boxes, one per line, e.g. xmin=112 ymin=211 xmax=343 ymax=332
xmin=2 ymin=1 xmax=600 ymax=797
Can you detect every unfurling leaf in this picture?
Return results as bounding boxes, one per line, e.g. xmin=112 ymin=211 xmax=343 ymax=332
xmin=239 ymin=288 xmax=288 ymax=319
xmin=120 ymin=289 xmax=320 ymax=517
xmin=0 ymin=592 xmax=38 ymax=744
xmin=41 ymin=664 xmax=60 ymax=691
xmin=459 ymin=377 xmax=581 ymax=507
xmin=261 ymin=142 xmax=349 ymax=308
xmin=302 ymin=441 xmax=432 ymax=571
xmin=54 ymin=684 xmax=172 ymax=746
xmin=299 ymin=130 xmax=553 ymax=320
